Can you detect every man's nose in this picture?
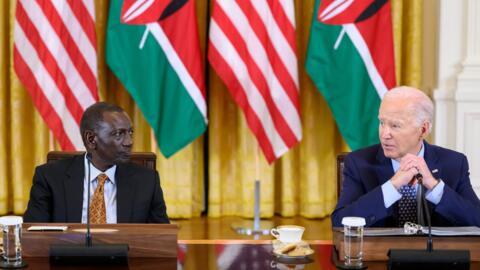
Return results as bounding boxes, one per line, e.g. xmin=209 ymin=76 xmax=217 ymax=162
xmin=123 ymin=133 xmax=133 ymax=147
xmin=380 ymin=127 xmax=391 ymax=139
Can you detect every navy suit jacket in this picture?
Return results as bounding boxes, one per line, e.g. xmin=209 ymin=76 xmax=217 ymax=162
xmin=332 ymin=142 xmax=480 ymax=227
xmin=24 ymin=155 xmax=169 ymax=224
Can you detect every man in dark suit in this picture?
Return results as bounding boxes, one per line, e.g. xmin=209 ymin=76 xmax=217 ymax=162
xmin=332 ymin=86 xmax=480 ymax=227
xmin=24 ymin=102 xmax=169 ymax=223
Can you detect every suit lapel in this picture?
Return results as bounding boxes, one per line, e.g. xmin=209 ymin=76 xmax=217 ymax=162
xmin=423 ymin=142 xmax=441 ymax=180
xmin=420 ymin=142 xmax=440 ymax=221
xmin=375 ymin=146 xmax=397 ymax=225
xmin=64 ymin=156 xmax=85 ymax=222
xmin=375 ymin=146 xmax=395 ymax=185
xmin=116 ymin=164 xmax=135 ymax=223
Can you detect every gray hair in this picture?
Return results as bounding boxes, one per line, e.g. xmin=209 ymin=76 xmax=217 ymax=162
xmin=383 ymin=86 xmax=434 ymax=131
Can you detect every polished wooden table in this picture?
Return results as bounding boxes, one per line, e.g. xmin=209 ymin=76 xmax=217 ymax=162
xmin=16 ymin=241 xmax=356 ymax=269
xmin=8 ymin=224 xmax=480 ymax=269
xmin=22 ymin=223 xmax=178 ymax=257
xmin=333 ymin=227 xmax=480 ymax=261
xmin=16 ymin=241 xmax=480 ymax=269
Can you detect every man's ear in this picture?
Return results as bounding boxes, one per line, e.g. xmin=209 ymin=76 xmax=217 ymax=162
xmin=420 ymin=121 xmax=431 ymax=138
xmin=84 ymin=130 xmax=96 ymax=150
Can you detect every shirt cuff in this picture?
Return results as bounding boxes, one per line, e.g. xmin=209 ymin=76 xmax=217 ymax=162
xmin=425 ymin=180 xmax=445 ymax=205
xmin=382 ymin=181 xmax=402 ymax=208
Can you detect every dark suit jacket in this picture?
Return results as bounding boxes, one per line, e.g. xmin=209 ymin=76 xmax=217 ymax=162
xmin=24 ymin=155 xmax=169 ymax=223
xmin=332 ymin=142 xmax=480 ymax=227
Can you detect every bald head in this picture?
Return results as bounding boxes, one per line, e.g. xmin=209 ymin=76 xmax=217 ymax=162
xmin=383 ymin=86 xmax=434 ymax=130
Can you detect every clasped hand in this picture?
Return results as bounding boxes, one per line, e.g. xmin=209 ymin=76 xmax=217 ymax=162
xmin=391 ymin=154 xmax=438 ymax=190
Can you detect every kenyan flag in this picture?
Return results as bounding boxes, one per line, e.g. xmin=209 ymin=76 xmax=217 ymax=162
xmin=106 ymin=0 xmax=207 ymax=157
xmin=306 ymin=0 xmax=396 ymax=150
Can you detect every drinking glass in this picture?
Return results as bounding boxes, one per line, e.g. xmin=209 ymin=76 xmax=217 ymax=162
xmin=342 ymin=217 xmax=366 ymax=267
xmin=0 ymin=216 xmax=23 ymax=266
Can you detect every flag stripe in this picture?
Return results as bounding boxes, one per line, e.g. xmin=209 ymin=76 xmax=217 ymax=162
xmin=14 ymin=0 xmax=98 ymax=150
xmin=355 ymin=3 xmax=396 ymax=90
xmin=15 ymin=3 xmax=85 ymax=122
xmin=209 ymin=0 xmax=300 ymax=163
xmin=210 ymin=20 xmax=288 ymax=159
xmin=19 ymin=0 xmax=97 ymax=110
xmin=345 ymin=24 xmax=388 ymax=98
xmin=322 ymin=0 xmax=354 ymax=21
xmin=83 ymin=0 xmax=95 ymax=21
xmin=66 ymin=0 xmax=97 ymax=48
xmin=123 ymin=0 xmax=155 ymax=22
xmin=14 ymin=49 xmax=76 ymax=150
xmin=148 ymin=23 xmax=207 ymax=120
xmin=237 ymin=0 xmax=300 ymax=109
xmin=49 ymin=0 xmax=98 ymax=91
xmin=209 ymin=43 xmax=278 ymax=162
xmin=13 ymin=33 xmax=83 ymax=149
xmin=319 ymin=0 xmax=349 ymax=19
xmin=276 ymin=0 xmax=296 ymax=28
xmin=212 ymin=5 xmax=298 ymax=147
xmin=216 ymin=245 xmax=243 ymax=269
xmin=35 ymin=0 xmax=97 ymax=98
xmin=266 ymin=0 xmax=297 ymax=52
xmin=248 ymin=0 xmax=299 ymax=88
xmin=214 ymin=1 xmax=301 ymax=140
xmin=122 ymin=0 xmax=148 ymax=21
xmin=158 ymin=0 xmax=206 ymax=98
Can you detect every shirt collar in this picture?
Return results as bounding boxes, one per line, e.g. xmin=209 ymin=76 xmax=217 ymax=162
xmin=84 ymin=153 xmax=116 ymax=184
xmin=391 ymin=142 xmax=425 ymax=172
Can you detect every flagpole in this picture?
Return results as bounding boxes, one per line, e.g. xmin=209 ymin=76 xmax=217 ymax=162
xmin=49 ymin=130 xmax=55 ymax=151
xmin=231 ymin=141 xmax=272 ymax=236
xmin=150 ymin=129 xmax=156 ymax=153
xmin=253 ymin=142 xmax=261 ymax=231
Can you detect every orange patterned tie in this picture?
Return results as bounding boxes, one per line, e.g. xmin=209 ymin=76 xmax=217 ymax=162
xmin=89 ymin=173 xmax=108 ymax=224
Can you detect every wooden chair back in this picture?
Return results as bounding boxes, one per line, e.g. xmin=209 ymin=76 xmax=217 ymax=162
xmin=47 ymin=151 xmax=157 ymax=170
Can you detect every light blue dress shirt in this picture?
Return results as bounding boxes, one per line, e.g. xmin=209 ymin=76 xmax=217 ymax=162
xmin=381 ymin=143 xmax=445 ymax=208
xmin=81 ymin=154 xmax=117 ymax=223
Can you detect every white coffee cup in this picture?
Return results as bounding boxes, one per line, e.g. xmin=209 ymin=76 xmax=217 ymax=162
xmin=270 ymin=225 xmax=305 ymax=243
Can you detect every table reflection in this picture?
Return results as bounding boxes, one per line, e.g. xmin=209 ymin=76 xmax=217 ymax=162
xmin=22 ymin=242 xmax=474 ymax=269
xmin=179 ymin=243 xmax=336 ymax=270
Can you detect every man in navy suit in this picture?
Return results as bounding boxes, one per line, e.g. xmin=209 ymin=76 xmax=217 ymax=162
xmin=332 ymin=86 xmax=480 ymax=227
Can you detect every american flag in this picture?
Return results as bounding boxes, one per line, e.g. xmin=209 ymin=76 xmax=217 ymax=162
xmin=209 ymin=0 xmax=301 ymax=164
xmin=13 ymin=0 xmax=99 ymax=150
